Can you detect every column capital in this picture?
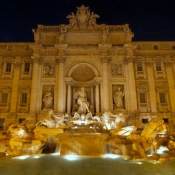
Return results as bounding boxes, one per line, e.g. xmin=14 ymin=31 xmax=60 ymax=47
xmin=124 ymin=56 xmax=134 ymax=64
xmin=94 ymin=77 xmax=102 ymax=84
xmin=31 ymin=56 xmax=42 ymax=64
xmin=101 ymin=56 xmax=112 ymax=63
xmin=65 ymin=77 xmax=74 ymax=85
xmin=13 ymin=56 xmax=22 ymax=67
xmin=55 ymin=56 xmax=66 ymax=64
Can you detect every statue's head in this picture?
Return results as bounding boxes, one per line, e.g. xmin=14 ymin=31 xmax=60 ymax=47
xmin=117 ymin=86 xmax=121 ymax=91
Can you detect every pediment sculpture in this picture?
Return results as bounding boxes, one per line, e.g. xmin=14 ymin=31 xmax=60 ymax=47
xmin=67 ymin=5 xmax=100 ymax=30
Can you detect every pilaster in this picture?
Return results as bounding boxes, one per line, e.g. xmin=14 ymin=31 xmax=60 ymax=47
xmin=167 ymin=62 xmax=175 ymax=112
xmin=10 ymin=58 xmax=21 ymax=113
xmin=30 ymin=56 xmax=41 ymax=114
xmin=101 ymin=56 xmax=111 ymax=112
xmin=147 ymin=62 xmax=157 ymax=113
xmin=125 ymin=58 xmax=137 ymax=112
xmin=56 ymin=57 xmax=66 ymax=113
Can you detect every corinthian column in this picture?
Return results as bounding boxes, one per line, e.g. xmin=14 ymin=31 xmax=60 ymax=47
xmin=10 ymin=60 xmax=21 ymax=113
xmin=30 ymin=57 xmax=41 ymax=114
xmin=167 ymin=62 xmax=175 ymax=112
xmin=67 ymin=84 xmax=72 ymax=114
xmin=95 ymin=84 xmax=100 ymax=113
xmin=147 ymin=62 xmax=157 ymax=112
xmin=101 ymin=57 xmax=111 ymax=112
xmin=56 ymin=57 xmax=66 ymax=113
xmin=126 ymin=60 xmax=137 ymax=112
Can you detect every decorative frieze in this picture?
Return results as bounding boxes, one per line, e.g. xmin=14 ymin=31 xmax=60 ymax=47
xmin=42 ymin=64 xmax=55 ymax=78
xmin=111 ymin=64 xmax=123 ymax=76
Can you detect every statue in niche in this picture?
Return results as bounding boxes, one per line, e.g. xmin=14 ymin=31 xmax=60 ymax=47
xmin=113 ymin=86 xmax=125 ymax=110
xmin=42 ymin=88 xmax=54 ymax=110
xmin=43 ymin=65 xmax=54 ymax=77
xmin=73 ymin=87 xmax=90 ymax=114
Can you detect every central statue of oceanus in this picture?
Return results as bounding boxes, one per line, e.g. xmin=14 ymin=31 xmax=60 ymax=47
xmin=74 ymin=87 xmax=90 ymax=114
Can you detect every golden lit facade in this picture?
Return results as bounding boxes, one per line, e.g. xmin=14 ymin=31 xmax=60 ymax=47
xmin=0 ymin=5 xmax=175 ymax=129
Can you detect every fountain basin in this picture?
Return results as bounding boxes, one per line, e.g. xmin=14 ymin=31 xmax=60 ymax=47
xmin=0 ymin=155 xmax=175 ymax=175
xmin=59 ymin=133 xmax=108 ymax=156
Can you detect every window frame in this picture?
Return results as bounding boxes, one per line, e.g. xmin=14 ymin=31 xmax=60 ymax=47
xmin=0 ymin=92 xmax=9 ymax=106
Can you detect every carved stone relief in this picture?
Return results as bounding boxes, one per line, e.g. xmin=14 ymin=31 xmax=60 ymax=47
xmin=42 ymin=64 xmax=55 ymax=78
xmin=42 ymin=86 xmax=54 ymax=110
xmin=67 ymin=5 xmax=99 ymax=30
xmin=111 ymin=64 xmax=123 ymax=76
xmin=71 ymin=64 xmax=95 ymax=82
xmin=112 ymin=85 xmax=125 ymax=112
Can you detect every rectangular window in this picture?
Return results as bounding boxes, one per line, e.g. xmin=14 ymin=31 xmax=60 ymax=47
xmin=20 ymin=93 xmax=28 ymax=106
xmin=19 ymin=118 xmax=25 ymax=124
xmin=0 ymin=93 xmax=8 ymax=106
xmin=156 ymin=62 xmax=162 ymax=72
xmin=139 ymin=92 xmax=147 ymax=104
xmin=159 ymin=92 xmax=167 ymax=104
xmin=24 ymin=63 xmax=30 ymax=74
xmin=142 ymin=118 xmax=148 ymax=124
xmin=136 ymin=63 xmax=143 ymax=72
xmin=0 ymin=118 xmax=5 ymax=130
xmin=163 ymin=118 xmax=169 ymax=124
xmin=5 ymin=63 xmax=12 ymax=73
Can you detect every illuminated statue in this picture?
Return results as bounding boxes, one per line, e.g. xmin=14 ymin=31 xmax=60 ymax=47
xmin=67 ymin=5 xmax=99 ymax=30
xmin=113 ymin=87 xmax=124 ymax=109
xmin=67 ymin=12 xmax=77 ymax=28
xmin=42 ymin=90 xmax=53 ymax=109
xmin=74 ymin=87 xmax=90 ymax=114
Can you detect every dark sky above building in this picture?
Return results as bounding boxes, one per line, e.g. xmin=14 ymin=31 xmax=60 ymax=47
xmin=0 ymin=0 xmax=175 ymax=42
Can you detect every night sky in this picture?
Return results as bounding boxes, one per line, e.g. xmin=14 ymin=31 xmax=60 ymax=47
xmin=0 ymin=0 xmax=175 ymax=42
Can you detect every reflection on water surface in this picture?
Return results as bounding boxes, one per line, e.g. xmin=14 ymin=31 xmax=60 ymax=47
xmin=0 ymin=154 xmax=175 ymax=175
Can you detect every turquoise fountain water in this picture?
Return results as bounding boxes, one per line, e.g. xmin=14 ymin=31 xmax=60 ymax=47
xmin=0 ymin=154 xmax=175 ymax=175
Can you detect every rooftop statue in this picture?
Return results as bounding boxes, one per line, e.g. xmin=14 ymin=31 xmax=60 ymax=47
xmin=67 ymin=5 xmax=100 ymax=30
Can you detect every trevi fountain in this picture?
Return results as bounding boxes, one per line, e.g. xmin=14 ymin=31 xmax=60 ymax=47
xmin=0 ymin=86 xmax=175 ymax=175
xmin=0 ymin=4 xmax=175 ymax=175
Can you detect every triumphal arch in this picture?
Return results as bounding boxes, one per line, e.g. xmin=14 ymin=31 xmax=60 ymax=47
xmin=0 ymin=5 xmax=175 ymax=129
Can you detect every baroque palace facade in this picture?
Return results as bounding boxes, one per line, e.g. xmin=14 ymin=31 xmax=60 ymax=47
xmin=0 ymin=5 xmax=175 ymax=129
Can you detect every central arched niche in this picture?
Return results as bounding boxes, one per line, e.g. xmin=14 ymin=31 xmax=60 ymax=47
xmin=67 ymin=63 xmax=100 ymax=114
xmin=70 ymin=64 xmax=96 ymax=82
